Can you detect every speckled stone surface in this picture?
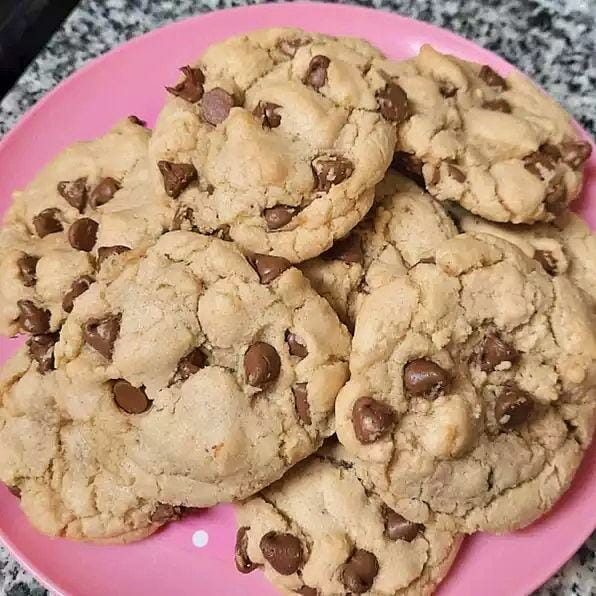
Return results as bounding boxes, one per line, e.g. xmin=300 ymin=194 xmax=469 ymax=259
xmin=0 ymin=0 xmax=594 ymax=594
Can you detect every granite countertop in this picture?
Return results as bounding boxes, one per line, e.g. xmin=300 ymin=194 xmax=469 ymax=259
xmin=0 ymin=0 xmax=595 ymax=594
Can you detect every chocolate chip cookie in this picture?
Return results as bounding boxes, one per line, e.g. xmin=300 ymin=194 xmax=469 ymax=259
xmin=235 ymin=442 xmax=461 ymax=595
xmin=336 ymin=232 xmax=596 ymax=533
xmin=299 ymin=172 xmax=457 ymax=325
xmin=149 ymin=28 xmax=398 ymax=262
xmin=371 ymin=44 xmax=592 ymax=223
xmin=55 ymin=231 xmax=351 ymax=505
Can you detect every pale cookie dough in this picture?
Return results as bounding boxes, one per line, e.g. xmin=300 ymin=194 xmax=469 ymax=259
xmin=0 ymin=117 xmax=173 ymax=336
xmin=336 ymin=232 xmax=596 ymax=533
xmin=0 ymin=348 xmax=179 ymax=543
xmin=300 ymin=172 xmax=457 ymax=326
xmin=55 ymin=231 xmax=351 ymax=505
xmin=235 ymin=442 xmax=461 ymax=595
xmin=371 ymin=44 xmax=592 ymax=223
xmin=149 ymin=28 xmax=399 ymax=262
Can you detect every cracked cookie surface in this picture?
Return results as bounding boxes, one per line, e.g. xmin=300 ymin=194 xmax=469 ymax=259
xmin=235 ymin=442 xmax=461 ymax=595
xmin=335 ymin=232 xmax=596 ymax=533
xmin=149 ymin=28 xmax=397 ymax=262
xmin=299 ymin=172 xmax=457 ymax=326
xmin=54 ymin=231 xmax=350 ymax=506
xmin=372 ymin=44 xmax=592 ymax=223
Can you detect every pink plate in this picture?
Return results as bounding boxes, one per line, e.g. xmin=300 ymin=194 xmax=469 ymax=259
xmin=0 ymin=3 xmax=595 ymax=595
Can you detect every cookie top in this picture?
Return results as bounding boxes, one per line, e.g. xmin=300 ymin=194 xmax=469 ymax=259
xmin=235 ymin=442 xmax=461 ymax=596
xmin=0 ymin=349 xmax=177 ymax=543
xmin=299 ymin=172 xmax=457 ymax=325
xmin=0 ymin=118 xmax=173 ymax=336
xmin=373 ymin=44 xmax=592 ymax=223
xmin=54 ymin=231 xmax=351 ymax=506
xmin=149 ymin=28 xmax=398 ymax=262
xmin=335 ymin=232 xmax=596 ymax=533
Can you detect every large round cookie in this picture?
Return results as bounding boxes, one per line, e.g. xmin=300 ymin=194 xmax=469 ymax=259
xmin=300 ymin=172 xmax=457 ymax=326
xmin=336 ymin=232 xmax=596 ymax=533
xmin=0 ymin=118 xmax=173 ymax=336
xmin=371 ymin=44 xmax=592 ymax=223
xmin=235 ymin=442 xmax=461 ymax=595
xmin=149 ymin=28 xmax=398 ymax=262
xmin=55 ymin=231 xmax=350 ymax=505
xmin=0 ymin=349 xmax=175 ymax=543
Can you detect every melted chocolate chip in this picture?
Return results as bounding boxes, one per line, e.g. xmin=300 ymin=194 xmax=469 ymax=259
xmin=285 ymin=330 xmax=308 ymax=358
xmin=57 ymin=178 xmax=88 ymax=212
xmin=377 ymin=82 xmax=410 ymax=123
xmin=352 ymin=396 xmax=394 ymax=444
xmin=304 ymin=55 xmax=330 ymax=89
xmin=249 ymin=254 xmax=291 ymax=284
xmin=68 ymin=218 xmax=99 ymax=252
xmin=17 ymin=300 xmax=51 ymax=335
xmin=293 ymin=383 xmax=311 ymax=425
xmin=17 ymin=255 xmax=39 ymax=287
xmin=341 ymin=549 xmax=379 ymax=594
xmin=260 ymin=531 xmax=304 ymax=575
xmin=404 ymin=359 xmax=450 ymax=398
xmin=112 ymin=380 xmax=152 ymax=414
xmin=264 ymin=205 xmax=296 ymax=230
xmin=166 ymin=65 xmax=205 ymax=103
xmin=312 ymin=155 xmax=354 ymax=192
xmin=202 ymin=88 xmax=235 ymax=125
xmin=545 ymin=178 xmax=567 ymax=215
xmin=534 ymin=249 xmax=558 ymax=275
xmin=524 ymin=151 xmax=557 ymax=178
xmin=33 ymin=208 xmax=63 ymax=238
xmin=253 ymin=101 xmax=282 ymax=129
xmin=28 ymin=333 xmax=59 ymax=373
xmin=296 ymin=587 xmax=318 ymax=596
xmin=495 ymin=385 xmax=534 ymax=429
xmin=479 ymin=65 xmax=507 ymax=89
xmin=323 ymin=234 xmax=363 ymax=264
xmin=62 ymin=275 xmax=94 ymax=313
xmin=158 ymin=161 xmax=198 ymax=198
xmin=278 ymin=38 xmax=305 ymax=57
xmin=479 ymin=333 xmax=519 ymax=372
xmin=559 ymin=141 xmax=592 ymax=169
xmin=483 ymin=99 xmax=511 ymax=113
xmin=172 ymin=206 xmax=195 ymax=231
xmin=150 ymin=503 xmax=183 ymax=523
xmin=235 ymin=527 xmax=258 ymax=573
xmin=97 ymin=245 xmax=130 ymax=267
xmin=391 ymin=152 xmax=425 ymax=187
xmin=90 ymin=178 xmax=120 ymax=208
xmin=128 ymin=115 xmax=146 ymax=126
xmin=244 ymin=342 xmax=281 ymax=387
xmin=83 ymin=314 xmax=121 ymax=359
xmin=172 ymin=348 xmax=206 ymax=383
xmin=7 ymin=485 xmax=21 ymax=499
xmin=448 ymin=164 xmax=466 ymax=183
xmin=383 ymin=507 xmax=422 ymax=541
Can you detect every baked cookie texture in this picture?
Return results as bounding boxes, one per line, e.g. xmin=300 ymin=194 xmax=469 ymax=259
xmin=235 ymin=443 xmax=461 ymax=596
xmin=299 ymin=172 xmax=457 ymax=326
xmin=54 ymin=231 xmax=350 ymax=507
xmin=335 ymin=232 xmax=596 ymax=533
xmin=0 ymin=118 xmax=173 ymax=337
xmin=373 ymin=44 xmax=592 ymax=223
xmin=149 ymin=28 xmax=399 ymax=262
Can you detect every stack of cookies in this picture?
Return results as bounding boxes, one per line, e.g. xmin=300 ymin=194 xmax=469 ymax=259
xmin=0 ymin=27 xmax=594 ymax=595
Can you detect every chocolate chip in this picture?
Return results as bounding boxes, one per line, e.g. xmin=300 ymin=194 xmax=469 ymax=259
xmin=391 ymin=151 xmax=425 ymax=187
xmin=97 ymin=245 xmax=130 ymax=267
xmin=28 ymin=333 xmax=59 ymax=373
xmin=17 ymin=255 xmax=39 ymax=287
xmin=383 ymin=507 xmax=422 ymax=542
xmin=33 ymin=208 xmax=63 ymax=238
xmin=172 ymin=206 xmax=195 ymax=231
xmin=323 ymin=234 xmax=363 ymax=264
xmin=404 ymin=359 xmax=450 ymax=398
xmin=235 ymin=527 xmax=258 ymax=574
xmin=17 ymin=300 xmax=50 ymax=335
xmin=448 ymin=164 xmax=466 ymax=183
xmin=285 ymin=331 xmax=308 ymax=358
xmin=244 ymin=342 xmax=281 ymax=387
xmin=62 ymin=275 xmax=94 ymax=313
xmin=495 ymin=385 xmax=534 ymax=429
xmin=479 ymin=65 xmax=507 ymax=89
xmin=202 ymin=88 xmax=235 ymax=125
xmin=524 ymin=151 xmax=557 ymax=178
xmin=7 ymin=485 xmax=21 ymax=499
xmin=90 ymin=178 xmax=120 ymax=208
xmin=68 ymin=218 xmax=98 ymax=252
xmin=128 ymin=115 xmax=146 ymax=126
xmin=259 ymin=531 xmax=304 ymax=575
xmin=293 ymin=383 xmax=311 ymax=425
xmin=112 ymin=380 xmax=152 ymax=414
xmin=296 ymin=587 xmax=318 ymax=596
xmin=341 ymin=549 xmax=378 ymax=594
xmin=166 ymin=65 xmax=205 ymax=103
xmin=541 ymin=144 xmax=562 ymax=160
xmin=479 ymin=333 xmax=519 ymax=372
xmin=278 ymin=38 xmax=305 ymax=57
xmin=559 ymin=141 xmax=592 ymax=169
xmin=158 ymin=161 xmax=198 ymax=199
xmin=304 ymin=55 xmax=330 ymax=89
xmin=534 ymin=249 xmax=558 ymax=275
xmin=545 ymin=178 xmax=567 ymax=215
xmin=83 ymin=314 xmax=121 ymax=359
xmin=264 ymin=205 xmax=296 ymax=230
xmin=312 ymin=155 xmax=354 ymax=192
xmin=253 ymin=101 xmax=282 ymax=129
xmin=57 ymin=178 xmax=88 ymax=212
xmin=430 ymin=166 xmax=441 ymax=186
xmin=150 ymin=503 xmax=183 ymax=523
xmin=172 ymin=348 xmax=206 ymax=383
xmin=352 ymin=396 xmax=394 ymax=444
xmin=377 ymin=83 xmax=410 ymax=123
xmin=249 ymin=254 xmax=291 ymax=284
xmin=483 ymin=99 xmax=511 ymax=113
